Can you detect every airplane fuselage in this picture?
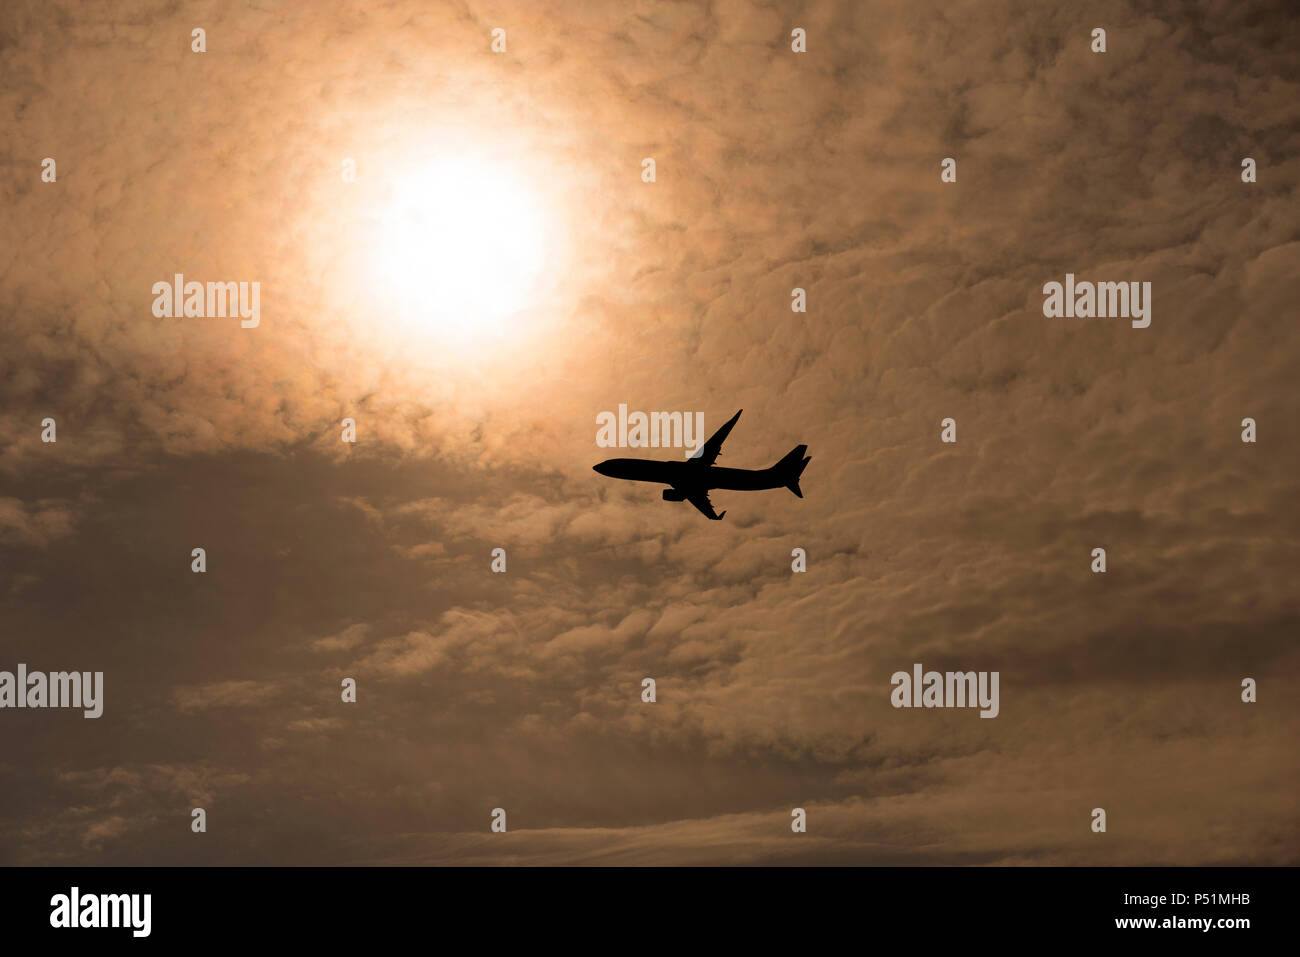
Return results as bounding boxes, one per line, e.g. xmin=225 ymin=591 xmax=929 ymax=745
xmin=592 ymin=457 xmax=781 ymax=491
xmin=592 ymin=408 xmax=809 ymax=520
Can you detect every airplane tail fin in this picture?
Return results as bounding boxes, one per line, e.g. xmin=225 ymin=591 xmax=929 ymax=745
xmin=774 ymin=444 xmax=810 ymax=498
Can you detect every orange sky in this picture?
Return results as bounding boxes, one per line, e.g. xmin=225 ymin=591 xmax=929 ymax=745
xmin=2 ymin=0 xmax=1297 ymax=864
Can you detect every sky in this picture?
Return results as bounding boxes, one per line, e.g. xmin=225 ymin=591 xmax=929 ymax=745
xmin=1 ymin=0 xmax=1297 ymax=865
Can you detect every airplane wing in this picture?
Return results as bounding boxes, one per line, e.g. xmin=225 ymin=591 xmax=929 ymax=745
xmin=692 ymin=409 xmax=742 ymax=467
xmin=685 ymin=490 xmax=726 ymax=521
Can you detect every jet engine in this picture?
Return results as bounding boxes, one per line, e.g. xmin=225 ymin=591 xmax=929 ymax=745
xmin=662 ymin=489 xmax=687 ymax=501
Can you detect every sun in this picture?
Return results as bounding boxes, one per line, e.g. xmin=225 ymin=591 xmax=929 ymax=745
xmin=371 ymin=155 xmax=551 ymax=344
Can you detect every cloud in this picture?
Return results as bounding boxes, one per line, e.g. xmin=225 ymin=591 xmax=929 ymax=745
xmin=310 ymin=623 xmax=372 ymax=652
xmin=0 ymin=497 xmax=76 ymax=546
xmin=170 ymin=680 xmax=281 ymax=714
xmin=1 ymin=0 xmax=1296 ymax=867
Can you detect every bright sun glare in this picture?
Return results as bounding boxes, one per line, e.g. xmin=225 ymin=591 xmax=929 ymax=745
xmin=372 ymin=156 xmax=550 ymax=343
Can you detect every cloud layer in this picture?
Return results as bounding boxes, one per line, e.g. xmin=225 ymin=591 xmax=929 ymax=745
xmin=1 ymin=0 xmax=1297 ymax=865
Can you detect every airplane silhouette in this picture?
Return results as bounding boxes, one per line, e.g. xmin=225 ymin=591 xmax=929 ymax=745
xmin=592 ymin=409 xmax=810 ymax=520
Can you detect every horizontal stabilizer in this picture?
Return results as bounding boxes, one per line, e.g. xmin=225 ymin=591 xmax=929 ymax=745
xmin=774 ymin=444 xmax=810 ymax=498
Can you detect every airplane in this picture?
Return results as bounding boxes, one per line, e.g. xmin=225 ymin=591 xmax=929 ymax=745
xmin=592 ymin=409 xmax=810 ymax=520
